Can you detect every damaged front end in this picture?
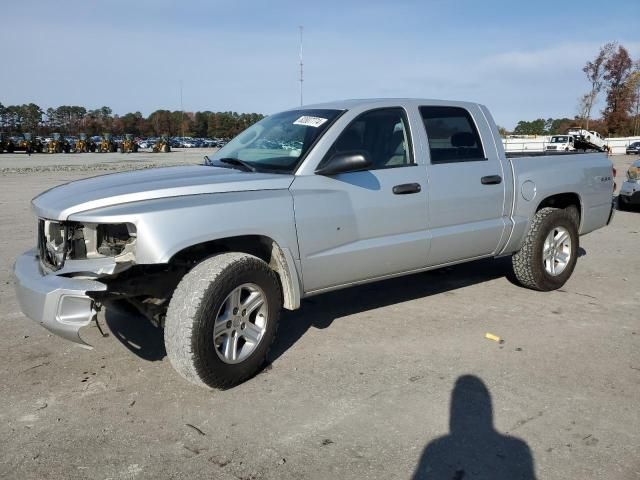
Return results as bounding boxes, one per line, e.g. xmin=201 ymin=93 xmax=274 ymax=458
xmin=14 ymin=220 xmax=138 ymax=348
xmin=38 ymin=219 xmax=136 ymax=273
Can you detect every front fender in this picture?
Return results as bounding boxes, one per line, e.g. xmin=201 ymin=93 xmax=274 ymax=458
xmin=68 ymin=190 xmax=300 ymax=264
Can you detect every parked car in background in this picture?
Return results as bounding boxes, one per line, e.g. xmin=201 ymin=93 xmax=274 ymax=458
xmin=618 ymin=160 xmax=640 ymax=210
xmin=626 ymin=142 xmax=640 ymax=155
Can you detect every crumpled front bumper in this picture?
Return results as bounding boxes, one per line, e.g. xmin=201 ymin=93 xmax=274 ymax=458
xmin=13 ymin=249 xmax=107 ymax=348
xmin=619 ymin=180 xmax=640 ymax=205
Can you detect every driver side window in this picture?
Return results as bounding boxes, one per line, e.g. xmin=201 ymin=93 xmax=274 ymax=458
xmin=323 ymin=108 xmax=413 ymax=170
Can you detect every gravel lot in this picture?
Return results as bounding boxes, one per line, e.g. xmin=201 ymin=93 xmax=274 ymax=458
xmin=1 ymin=152 xmax=639 ymax=480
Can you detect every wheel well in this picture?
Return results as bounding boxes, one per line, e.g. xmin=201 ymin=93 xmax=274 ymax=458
xmin=536 ymin=193 xmax=581 ymax=221
xmin=169 ymin=235 xmax=299 ymax=310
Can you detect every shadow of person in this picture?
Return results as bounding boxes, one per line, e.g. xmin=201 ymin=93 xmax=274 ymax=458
xmin=412 ymin=375 xmax=536 ymax=480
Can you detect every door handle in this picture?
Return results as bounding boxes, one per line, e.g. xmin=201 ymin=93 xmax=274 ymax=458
xmin=393 ymin=183 xmax=421 ymax=195
xmin=481 ymin=175 xmax=502 ymax=185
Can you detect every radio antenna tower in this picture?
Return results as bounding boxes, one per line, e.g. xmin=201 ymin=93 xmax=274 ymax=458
xmin=298 ymin=25 xmax=304 ymax=106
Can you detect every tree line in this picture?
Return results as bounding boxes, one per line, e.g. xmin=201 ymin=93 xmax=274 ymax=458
xmin=509 ymin=42 xmax=640 ymax=136
xmin=0 ymin=104 xmax=264 ymax=139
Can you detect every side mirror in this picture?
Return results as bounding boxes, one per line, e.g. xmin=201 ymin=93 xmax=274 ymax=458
xmin=315 ymin=152 xmax=372 ymax=176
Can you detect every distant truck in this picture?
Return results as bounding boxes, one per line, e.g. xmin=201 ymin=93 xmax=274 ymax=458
xmin=566 ymin=128 xmax=608 ymax=152
xmin=546 ymin=135 xmax=575 ymax=152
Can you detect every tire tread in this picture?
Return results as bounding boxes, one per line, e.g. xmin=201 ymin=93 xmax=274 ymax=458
xmin=164 ymin=252 xmax=281 ymax=389
xmin=512 ymin=207 xmax=578 ymax=291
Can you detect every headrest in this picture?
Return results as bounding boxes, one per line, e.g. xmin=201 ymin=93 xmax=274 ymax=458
xmin=451 ymin=131 xmax=476 ymax=148
xmin=391 ymin=130 xmax=405 ymax=154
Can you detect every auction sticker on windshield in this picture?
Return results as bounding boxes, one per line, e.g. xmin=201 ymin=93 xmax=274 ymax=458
xmin=293 ymin=116 xmax=328 ymax=127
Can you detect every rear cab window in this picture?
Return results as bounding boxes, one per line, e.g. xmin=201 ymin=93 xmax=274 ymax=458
xmin=419 ymin=106 xmax=485 ymax=164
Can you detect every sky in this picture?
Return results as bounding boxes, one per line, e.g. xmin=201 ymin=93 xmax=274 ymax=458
xmin=1 ymin=0 xmax=639 ymax=129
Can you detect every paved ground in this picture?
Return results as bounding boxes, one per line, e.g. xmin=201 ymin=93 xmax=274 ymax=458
xmin=0 ymin=152 xmax=639 ymax=480
xmin=0 ymin=148 xmax=211 ymax=173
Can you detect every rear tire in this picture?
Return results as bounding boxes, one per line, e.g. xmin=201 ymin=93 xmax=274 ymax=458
xmin=164 ymin=253 xmax=282 ymax=389
xmin=512 ymin=207 xmax=579 ymax=291
xmin=617 ymin=196 xmax=634 ymax=211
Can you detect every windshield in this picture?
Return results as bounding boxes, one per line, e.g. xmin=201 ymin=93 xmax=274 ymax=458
xmin=550 ymin=136 xmax=569 ymax=143
xmin=207 ymin=108 xmax=342 ymax=173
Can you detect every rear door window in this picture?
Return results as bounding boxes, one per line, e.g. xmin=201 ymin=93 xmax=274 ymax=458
xmin=420 ymin=106 xmax=485 ymax=164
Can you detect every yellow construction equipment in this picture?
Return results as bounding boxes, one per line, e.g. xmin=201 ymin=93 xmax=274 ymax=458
xmin=152 ymin=135 xmax=171 ymax=153
xmin=98 ymin=133 xmax=118 ymax=153
xmin=47 ymin=133 xmax=71 ymax=153
xmin=120 ymin=134 xmax=139 ymax=153
xmin=74 ymin=133 xmax=96 ymax=153
xmin=13 ymin=133 xmax=43 ymax=153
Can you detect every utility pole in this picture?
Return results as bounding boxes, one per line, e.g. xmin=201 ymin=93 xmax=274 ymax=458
xmin=180 ymin=80 xmax=185 ymax=140
xmin=299 ymin=26 xmax=304 ymax=106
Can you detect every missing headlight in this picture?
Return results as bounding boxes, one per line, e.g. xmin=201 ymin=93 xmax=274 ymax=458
xmin=97 ymin=224 xmax=136 ymax=256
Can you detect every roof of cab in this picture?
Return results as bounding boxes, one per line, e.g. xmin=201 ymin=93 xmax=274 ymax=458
xmin=283 ymin=98 xmax=482 ymax=112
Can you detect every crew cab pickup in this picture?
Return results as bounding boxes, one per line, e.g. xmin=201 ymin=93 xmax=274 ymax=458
xmin=14 ymin=99 xmax=615 ymax=389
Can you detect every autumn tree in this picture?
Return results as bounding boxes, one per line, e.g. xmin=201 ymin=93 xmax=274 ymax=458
xmin=628 ymin=70 xmax=640 ymax=136
xmin=148 ymin=110 xmax=172 ymax=136
xmin=603 ymin=45 xmax=636 ymax=134
xmin=193 ymin=111 xmax=211 ymax=137
xmin=120 ymin=112 xmax=145 ymax=135
xmin=582 ymin=42 xmax=615 ymax=129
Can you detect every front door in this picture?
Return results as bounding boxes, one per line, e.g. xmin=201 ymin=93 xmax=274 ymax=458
xmin=291 ymin=107 xmax=430 ymax=293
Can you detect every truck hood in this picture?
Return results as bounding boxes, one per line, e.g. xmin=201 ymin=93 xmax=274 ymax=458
xmin=32 ymin=165 xmax=294 ymax=220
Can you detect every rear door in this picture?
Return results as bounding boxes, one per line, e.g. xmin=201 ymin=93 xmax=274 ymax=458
xmin=290 ymin=107 xmax=430 ymax=293
xmin=419 ymin=105 xmax=508 ymax=266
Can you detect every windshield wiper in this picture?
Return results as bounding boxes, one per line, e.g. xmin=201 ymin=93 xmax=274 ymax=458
xmin=216 ymin=157 xmax=257 ymax=172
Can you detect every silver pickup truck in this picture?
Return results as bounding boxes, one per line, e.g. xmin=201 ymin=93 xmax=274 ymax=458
xmin=14 ymin=99 xmax=615 ymax=389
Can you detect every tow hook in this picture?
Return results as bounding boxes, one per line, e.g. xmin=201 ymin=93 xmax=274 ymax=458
xmin=93 ymin=302 xmax=109 ymax=338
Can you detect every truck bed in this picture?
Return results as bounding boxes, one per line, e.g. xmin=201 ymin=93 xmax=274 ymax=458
xmin=505 ymin=150 xmax=604 ymax=158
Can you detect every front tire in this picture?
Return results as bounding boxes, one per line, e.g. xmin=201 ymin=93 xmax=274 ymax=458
xmin=512 ymin=207 xmax=579 ymax=291
xmin=164 ymin=252 xmax=282 ymax=389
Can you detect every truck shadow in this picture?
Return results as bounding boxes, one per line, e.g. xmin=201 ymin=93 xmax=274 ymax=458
xmin=104 ymin=301 xmax=166 ymax=361
xmin=102 ymin=251 xmax=586 ymax=365
xmin=269 ymin=256 xmax=514 ymax=364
